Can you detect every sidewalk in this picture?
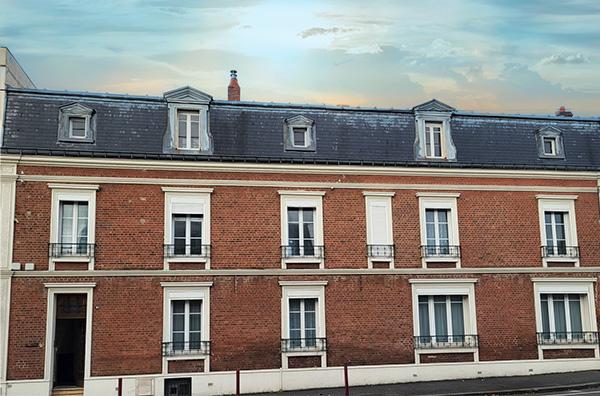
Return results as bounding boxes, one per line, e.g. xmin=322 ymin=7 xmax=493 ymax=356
xmin=250 ymin=370 xmax=600 ymax=396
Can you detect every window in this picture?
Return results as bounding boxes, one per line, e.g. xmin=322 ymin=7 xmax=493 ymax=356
xmin=284 ymin=115 xmax=316 ymax=151
xmin=280 ymin=192 xmax=325 ymax=267
xmin=280 ymin=281 xmax=327 ymax=368
xmin=411 ymin=279 xmax=479 ymax=363
xmin=543 ymin=137 xmax=557 ymax=156
xmin=364 ymin=192 xmax=394 ymax=266
xmin=425 ymin=122 xmax=443 ymax=158
xmin=537 ymin=195 xmax=579 ymax=265
xmin=533 ymin=279 xmax=599 ymax=357
xmin=58 ymin=103 xmax=95 ymax=143
xmin=49 ymin=184 xmax=98 ymax=269
xmin=163 ymin=188 xmax=212 ymax=269
xmin=162 ymin=282 xmax=212 ymax=367
xmin=176 ymin=110 xmax=200 ymax=150
xmin=418 ymin=193 xmax=461 ymax=267
xmin=68 ymin=117 xmax=87 ymax=139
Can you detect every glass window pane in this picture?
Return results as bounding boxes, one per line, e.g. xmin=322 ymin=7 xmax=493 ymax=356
xmin=288 ymin=208 xmax=299 ymax=222
xmin=172 ymin=332 xmax=184 ymax=350
xmin=434 ymin=132 xmax=442 ymax=157
xmin=288 ymin=223 xmax=299 ymax=239
xmin=425 ymin=209 xmax=434 ymax=223
xmin=305 ymin=311 xmax=316 ymax=330
xmin=189 ymin=300 xmax=202 ymax=313
xmin=293 ymin=128 xmax=306 ymax=146
xmin=303 ymin=209 xmax=314 ymax=222
xmin=569 ymin=295 xmax=582 ymax=333
xmin=451 ymin=298 xmax=464 ymax=336
xmin=303 ymin=223 xmax=314 ymax=240
xmin=173 ymin=301 xmax=185 ymax=313
xmin=174 ymin=218 xmax=186 ymax=238
xmin=438 ymin=210 xmax=448 ymax=223
xmin=433 ymin=297 xmax=448 ymax=338
xmin=289 ymin=312 xmax=301 ymax=331
xmin=289 ymin=299 xmax=301 ymax=312
xmin=553 ymin=295 xmax=567 ymax=334
xmin=541 ymin=296 xmax=550 ymax=334
xmin=190 ymin=314 xmax=201 ymax=332
xmin=190 ymin=220 xmax=202 ymax=238
xmin=304 ymin=299 xmax=316 ymax=312
xmin=172 ymin=314 xmax=184 ymax=332
xmin=418 ymin=300 xmax=430 ymax=337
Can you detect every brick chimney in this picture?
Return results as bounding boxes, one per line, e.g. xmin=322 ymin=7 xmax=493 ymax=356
xmin=227 ymin=70 xmax=240 ymax=101
xmin=555 ymin=105 xmax=573 ymax=117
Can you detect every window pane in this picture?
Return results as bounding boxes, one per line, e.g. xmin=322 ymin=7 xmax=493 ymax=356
xmin=172 ymin=314 xmax=184 ymax=332
xmin=288 ymin=223 xmax=299 ymax=239
xmin=189 ymin=300 xmax=202 ymax=313
xmin=288 ymin=208 xmax=299 ymax=222
xmin=173 ymin=301 xmax=185 ymax=313
xmin=425 ymin=209 xmax=435 ymax=223
xmin=190 ymin=314 xmax=201 ymax=332
xmin=553 ymin=295 xmax=567 ymax=334
xmin=541 ymin=296 xmax=550 ymax=334
xmin=178 ymin=117 xmax=187 ymax=148
xmin=305 ymin=310 xmax=316 ymax=330
xmin=304 ymin=298 xmax=316 ymax=312
xmin=70 ymin=117 xmax=86 ymax=137
xmin=190 ymin=118 xmax=200 ymax=149
xmin=569 ymin=295 xmax=582 ymax=333
xmin=451 ymin=298 xmax=464 ymax=337
xmin=289 ymin=312 xmax=301 ymax=331
xmin=289 ymin=299 xmax=301 ymax=312
xmin=190 ymin=219 xmax=202 ymax=238
xmin=293 ymin=128 xmax=306 ymax=146
xmin=434 ymin=131 xmax=442 ymax=157
xmin=433 ymin=296 xmax=448 ymax=339
xmin=174 ymin=218 xmax=186 ymax=238
xmin=544 ymin=138 xmax=554 ymax=154
xmin=303 ymin=223 xmax=314 ymax=240
xmin=172 ymin=332 xmax=184 ymax=350
xmin=303 ymin=209 xmax=314 ymax=222
xmin=418 ymin=299 xmax=430 ymax=338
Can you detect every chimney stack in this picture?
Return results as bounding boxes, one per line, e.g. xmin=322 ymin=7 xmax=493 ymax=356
xmin=227 ymin=70 xmax=240 ymax=101
xmin=555 ymin=105 xmax=573 ymax=117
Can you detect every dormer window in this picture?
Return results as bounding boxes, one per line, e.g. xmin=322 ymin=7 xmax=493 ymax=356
xmin=58 ymin=103 xmax=95 ymax=144
xmin=163 ymin=86 xmax=213 ymax=154
xmin=413 ymin=100 xmax=457 ymax=162
xmin=536 ymin=126 xmax=565 ymax=159
xmin=284 ymin=115 xmax=316 ymax=152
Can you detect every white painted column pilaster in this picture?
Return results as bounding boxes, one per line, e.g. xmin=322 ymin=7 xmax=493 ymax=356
xmin=0 ymin=159 xmax=17 ymax=395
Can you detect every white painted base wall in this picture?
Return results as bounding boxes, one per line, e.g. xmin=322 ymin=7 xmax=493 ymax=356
xmin=5 ymin=358 xmax=600 ymax=396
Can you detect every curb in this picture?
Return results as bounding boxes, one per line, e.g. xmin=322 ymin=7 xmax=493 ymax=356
xmin=436 ymin=381 xmax=600 ymax=395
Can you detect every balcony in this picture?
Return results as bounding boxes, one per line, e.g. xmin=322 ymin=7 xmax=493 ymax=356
xmin=367 ymin=244 xmax=395 ymax=259
xmin=49 ymin=243 xmax=95 ymax=259
xmin=281 ymin=245 xmax=324 ymax=260
xmin=420 ymin=245 xmax=461 ymax=260
xmin=541 ymin=245 xmax=579 ymax=259
xmin=281 ymin=337 xmax=327 ymax=353
xmin=413 ymin=335 xmax=479 ymax=349
xmin=537 ymin=331 xmax=599 ymax=346
xmin=162 ymin=341 xmax=211 ymax=357
xmin=164 ymin=244 xmax=211 ymax=260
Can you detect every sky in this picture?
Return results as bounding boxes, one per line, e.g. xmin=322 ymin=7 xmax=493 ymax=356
xmin=1 ymin=0 xmax=600 ymax=115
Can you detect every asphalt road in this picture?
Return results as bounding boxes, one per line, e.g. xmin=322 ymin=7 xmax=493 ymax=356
xmin=527 ymin=388 xmax=600 ymax=396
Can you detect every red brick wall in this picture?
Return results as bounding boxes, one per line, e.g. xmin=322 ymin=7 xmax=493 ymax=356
xmin=419 ymin=353 xmax=474 ymax=363
xmin=287 ymin=356 xmax=322 ymax=368
xmin=543 ymin=349 xmax=596 ymax=359
xmin=168 ymin=359 xmax=205 ymax=373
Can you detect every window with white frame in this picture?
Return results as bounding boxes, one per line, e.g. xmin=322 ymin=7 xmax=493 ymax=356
xmin=176 ymin=110 xmax=201 ymax=150
xmin=58 ymin=103 xmax=95 ymax=143
xmin=418 ymin=193 xmax=460 ymax=264
xmin=283 ymin=115 xmax=316 ymax=151
xmin=542 ymin=137 xmax=557 ymax=156
xmin=162 ymin=283 xmax=212 ymax=360
xmin=533 ymin=279 xmax=598 ymax=350
xmin=68 ymin=117 xmax=88 ymax=139
xmin=425 ymin=122 xmax=444 ymax=158
xmin=364 ymin=193 xmax=394 ymax=262
xmin=164 ymin=86 xmax=212 ymax=153
xmin=536 ymin=126 xmax=565 ymax=159
xmin=163 ymin=188 xmax=212 ymax=266
xmin=411 ymin=280 xmax=478 ymax=354
xmin=292 ymin=127 xmax=309 ymax=148
xmin=280 ymin=281 xmax=327 ymax=364
xmin=537 ymin=196 xmax=579 ymax=263
xmin=280 ymin=192 xmax=324 ymax=265
xmin=49 ymin=185 xmax=98 ymax=265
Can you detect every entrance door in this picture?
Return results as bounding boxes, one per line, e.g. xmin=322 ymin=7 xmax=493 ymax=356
xmin=165 ymin=378 xmax=192 ymax=396
xmin=53 ymin=294 xmax=87 ymax=389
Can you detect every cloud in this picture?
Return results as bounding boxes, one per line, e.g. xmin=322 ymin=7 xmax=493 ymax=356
xmin=541 ymin=53 xmax=590 ymax=65
xmin=298 ymin=27 xmax=357 ymax=39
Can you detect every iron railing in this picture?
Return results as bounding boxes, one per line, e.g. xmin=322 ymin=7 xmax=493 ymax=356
xmin=537 ymin=331 xmax=599 ymax=345
xmin=281 ymin=245 xmax=325 ymax=259
xmin=281 ymin=337 xmax=327 ymax=352
xmin=49 ymin=243 xmax=95 ymax=258
xmin=413 ymin=335 xmax=479 ymax=349
xmin=541 ymin=245 xmax=579 ymax=259
xmin=162 ymin=341 xmax=211 ymax=357
xmin=163 ymin=244 xmax=211 ymax=258
xmin=420 ymin=245 xmax=461 ymax=259
xmin=367 ymin=244 xmax=395 ymax=259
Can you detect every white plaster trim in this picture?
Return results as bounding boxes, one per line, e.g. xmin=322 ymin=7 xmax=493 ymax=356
xmin=418 ymin=194 xmax=461 ymax=268
xmin=362 ymin=191 xmax=396 ymax=197
xmin=279 ymin=281 xmax=328 ymax=286
xmin=409 ymin=278 xmax=478 ymax=284
xmin=280 ymin=194 xmax=324 ymax=269
xmin=161 ymin=187 xmax=214 ymax=193
xmin=530 ymin=277 xmax=597 ymax=283
xmin=416 ymin=192 xmax=461 ymax=198
xmin=160 ymin=282 xmax=214 ymax=287
xmin=537 ymin=197 xmax=580 ymax=267
xmin=536 ymin=194 xmax=579 ymax=200
xmin=278 ymin=190 xmax=326 ymax=196
xmin=47 ymin=183 xmax=99 ymax=190
xmin=44 ymin=282 xmax=97 ymax=288
xmin=365 ymin=194 xmax=394 ymax=269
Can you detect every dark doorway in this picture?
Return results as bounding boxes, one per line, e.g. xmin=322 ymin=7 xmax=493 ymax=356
xmin=165 ymin=378 xmax=192 ymax=396
xmin=53 ymin=294 xmax=87 ymax=388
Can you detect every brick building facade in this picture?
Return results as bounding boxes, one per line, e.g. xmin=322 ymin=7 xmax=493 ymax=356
xmin=0 ymin=63 xmax=600 ymax=396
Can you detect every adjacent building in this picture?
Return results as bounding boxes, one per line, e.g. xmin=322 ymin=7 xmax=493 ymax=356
xmin=1 ymin=52 xmax=600 ymax=396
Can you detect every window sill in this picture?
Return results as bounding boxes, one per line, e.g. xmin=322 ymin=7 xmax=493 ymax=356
xmin=282 ymin=257 xmax=324 ymax=269
xmin=165 ymin=256 xmax=208 ymax=263
xmin=414 ymin=347 xmax=478 ymax=354
xmin=423 ymin=256 xmax=460 ymax=262
xmin=282 ymin=350 xmax=327 ymax=357
xmin=50 ymin=256 xmax=93 ymax=263
xmin=542 ymin=257 xmax=579 ymax=267
xmin=539 ymin=344 xmax=599 ymax=350
xmin=165 ymin=353 xmax=210 ymax=361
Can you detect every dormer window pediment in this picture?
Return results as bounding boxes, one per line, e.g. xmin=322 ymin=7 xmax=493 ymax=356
xmin=57 ymin=102 xmax=96 ymax=144
xmin=284 ymin=115 xmax=316 ymax=152
xmin=413 ymin=99 xmax=457 ymax=161
xmin=536 ymin=126 xmax=565 ymax=159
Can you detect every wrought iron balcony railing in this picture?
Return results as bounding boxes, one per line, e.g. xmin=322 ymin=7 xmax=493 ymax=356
xmin=163 ymin=244 xmax=211 ymax=259
xmin=541 ymin=245 xmax=579 ymax=259
xmin=281 ymin=245 xmax=325 ymax=259
xmin=367 ymin=244 xmax=395 ymax=259
xmin=413 ymin=334 xmax=479 ymax=349
xmin=162 ymin=341 xmax=211 ymax=357
xmin=281 ymin=337 xmax=327 ymax=352
xmin=49 ymin=243 xmax=95 ymax=258
xmin=537 ymin=331 xmax=599 ymax=345
xmin=420 ymin=245 xmax=461 ymax=259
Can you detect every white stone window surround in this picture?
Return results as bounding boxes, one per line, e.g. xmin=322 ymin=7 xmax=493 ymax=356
xmin=161 ymin=282 xmax=212 ymax=373
xmin=410 ymin=279 xmax=479 ymax=364
xmin=279 ymin=281 xmax=327 ymax=369
xmin=169 ymin=104 xmax=210 ymax=151
xmin=532 ymin=278 xmax=599 ymax=359
xmin=536 ymin=126 xmax=565 ymax=159
xmin=162 ymin=187 xmax=212 ymax=269
xmin=417 ymin=192 xmax=461 ymax=268
xmin=48 ymin=184 xmax=98 ymax=270
xmin=57 ymin=103 xmax=95 ymax=144
xmin=414 ymin=112 xmax=457 ymax=161
xmin=284 ymin=115 xmax=316 ymax=152
xmin=536 ymin=195 xmax=579 ymax=267
xmin=279 ymin=191 xmax=325 ymax=269
xmin=364 ymin=192 xmax=395 ymax=268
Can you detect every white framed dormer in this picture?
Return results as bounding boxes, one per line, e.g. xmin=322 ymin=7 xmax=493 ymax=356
xmin=164 ymin=86 xmax=212 ymax=154
xmin=536 ymin=195 xmax=579 ymax=267
xmin=163 ymin=187 xmax=213 ymax=270
xmin=410 ymin=279 xmax=479 ymax=364
xmin=280 ymin=281 xmax=327 ymax=369
xmin=284 ymin=115 xmax=316 ymax=152
xmin=161 ymin=282 xmax=213 ymax=373
xmin=413 ymin=99 xmax=457 ymax=161
xmin=417 ymin=192 xmax=461 ymax=268
xmin=48 ymin=184 xmax=99 ymax=270
xmin=364 ymin=192 xmax=395 ymax=268
xmin=57 ymin=103 xmax=95 ymax=144
xmin=536 ymin=126 xmax=565 ymax=159
xmin=532 ymin=278 xmax=598 ymax=359
xmin=279 ymin=191 xmax=325 ymax=269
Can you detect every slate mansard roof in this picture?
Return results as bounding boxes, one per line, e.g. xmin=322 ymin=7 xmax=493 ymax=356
xmin=2 ymin=87 xmax=600 ymax=170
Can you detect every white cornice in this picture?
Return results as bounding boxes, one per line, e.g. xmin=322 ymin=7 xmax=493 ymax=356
xmin=47 ymin=183 xmax=99 ymax=190
xmin=530 ymin=277 xmax=596 ymax=283
xmin=279 ymin=281 xmax=328 ymax=286
xmin=44 ymin=282 xmax=96 ymax=288
xmin=409 ymin=278 xmax=478 ymax=284
xmin=416 ymin=192 xmax=461 ymax=198
xmin=161 ymin=187 xmax=214 ymax=193
xmin=4 ymin=155 xmax=599 ymax=180
xmin=160 ymin=282 xmax=213 ymax=287
xmin=278 ymin=190 xmax=327 ymax=196
xmin=363 ymin=191 xmax=396 ymax=197
xmin=535 ymin=194 xmax=579 ymax=200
